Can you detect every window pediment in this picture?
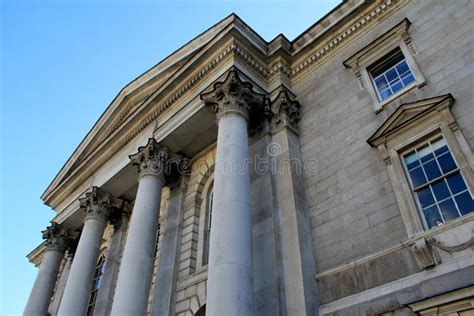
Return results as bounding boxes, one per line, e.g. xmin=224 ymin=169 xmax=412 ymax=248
xmin=367 ymin=94 xmax=454 ymax=147
xmin=343 ymin=18 xmax=412 ymax=71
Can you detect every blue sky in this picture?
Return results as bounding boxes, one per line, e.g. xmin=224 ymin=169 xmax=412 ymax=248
xmin=0 ymin=0 xmax=340 ymax=314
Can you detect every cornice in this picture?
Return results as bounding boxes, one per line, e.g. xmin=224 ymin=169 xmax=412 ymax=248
xmin=290 ymin=0 xmax=408 ymax=81
xmin=342 ymin=18 xmax=411 ymax=70
xmin=43 ymin=0 xmax=409 ymax=208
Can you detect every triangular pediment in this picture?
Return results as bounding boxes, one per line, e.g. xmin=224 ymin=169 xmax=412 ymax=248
xmin=42 ymin=0 xmax=400 ymax=208
xmin=367 ymin=94 xmax=454 ymax=147
xmin=41 ymin=13 xmax=272 ymax=205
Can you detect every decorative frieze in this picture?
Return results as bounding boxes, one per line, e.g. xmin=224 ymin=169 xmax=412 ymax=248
xmin=42 ymin=222 xmax=73 ymax=253
xmin=200 ymin=69 xmax=266 ymax=122
xmin=79 ymin=187 xmax=125 ymax=223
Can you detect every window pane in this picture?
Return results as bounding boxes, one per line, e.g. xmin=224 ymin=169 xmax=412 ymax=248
xmin=423 ymin=160 xmax=442 ymax=181
xmin=420 ymin=153 xmax=434 ymax=163
xmin=386 ymin=68 xmax=398 ymax=82
xmin=437 ymin=152 xmax=457 ymax=173
xmin=432 ymin=180 xmax=450 ymax=201
xmin=401 ymin=73 xmax=415 ymax=86
xmin=423 ymin=206 xmax=443 ymax=229
xmin=434 ymin=145 xmax=449 ymax=157
xmin=396 ymin=60 xmax=410 ymax=75
xmin=409 ymin=167 xmax=427 ymax=187
xmin=404 ymin=152 xmax=419 ymax=170
xmin=418 ymin=145 xmax=431 ymax=161
xmin=431 ymin=138 xmax=446 ymax=151
xmin=417 ymin=187 xmax=435 ymax=208
xmin=438 ymin=198 xmax=459 ymax=221
xmin=374 ymin=76 xmax=389 ymax=90
xmin=454 ymin=192 xmax=474 ymax=215
xmin=390 ymin=79 xmax=403 ymax=93
xmin=446 ymin=172 xmax=467 ymax=194
xmin=379 ymin=88 xmax=392 ymax=101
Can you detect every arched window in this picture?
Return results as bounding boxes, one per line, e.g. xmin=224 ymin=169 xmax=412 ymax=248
xmin=86 ymin=254 xmax=106 ymax=316
xmin=202 ymin=184 xmax=213 ymax=266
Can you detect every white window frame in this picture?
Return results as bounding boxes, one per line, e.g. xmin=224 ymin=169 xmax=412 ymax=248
xmin=368 ymin=95 xmax=474 ymax=238
xmin=369 ymin=50 xmax=416 ymax=102
xmin=399 ymin=134 xmax=473 ymax=230
xmin=344 ymin=19 xmax=426 ymax=112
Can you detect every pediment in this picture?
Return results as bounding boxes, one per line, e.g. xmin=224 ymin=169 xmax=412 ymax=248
xmin=367 ymin=94 xmax=454 ymax=147
xmin=42 ymin=0 xmax=408 ymax=208
xmin=41 ymin=14 xmax=272 ymax=206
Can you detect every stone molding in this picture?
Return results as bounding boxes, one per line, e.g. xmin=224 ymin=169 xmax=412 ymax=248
xmin=343 ymin=18 xmax=412 ymax=80
xmin=411 ymin=238 xmax=441 ymax=270
xmin=293 ymin=0 xmax=407 ymax=79
xmin=200 ymin=69 xmax=266 ymax=122
xmin=42 ymin=222 xmax=73 ymax=253
xmin=367 ymin=94 xmax=455 ymax=147
xmin=428 ymin=237 xmax=474 ymax=254
xmin=79 ymin=186 xmax=125 ymax=223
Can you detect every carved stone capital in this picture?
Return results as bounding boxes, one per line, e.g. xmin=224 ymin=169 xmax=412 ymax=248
xmin=200 ymin=69 xmax=266 ymax=122
xmin=109 ymin=202 xmax=131 ymax=229
xmin=42 ymin=222 xmax=73 ymax=253
xmin=129 ymin=138 xmax=171 ymax=180
xmin=269 ymin=88 xmax=301 ymax=133
xmin=168 ymin=172 xmax=190 ymax=196
xmin=79 ymin=187 xmax=125 ymax=223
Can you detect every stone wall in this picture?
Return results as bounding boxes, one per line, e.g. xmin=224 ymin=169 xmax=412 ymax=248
xmin=295 ymin=0 xmax=474 ymax=303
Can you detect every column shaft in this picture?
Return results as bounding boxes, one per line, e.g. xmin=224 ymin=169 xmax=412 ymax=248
xmin=24 ymin=250 xmax=63 ymax=316
xmin=57 ymin=218 xmax=106 ymax=316
xmin=111 ymin=174 xmax=163 ymax=315
xmin=151 ymin=186 xmax=185 ymax=315
xmin=207 ymin=113 xmax=253 ymax=316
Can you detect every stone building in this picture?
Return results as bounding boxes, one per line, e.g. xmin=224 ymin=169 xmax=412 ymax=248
xmin=24 ymin=0 xmax=474 ymax=315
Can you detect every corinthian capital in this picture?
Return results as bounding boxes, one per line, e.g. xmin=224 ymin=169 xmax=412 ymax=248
xmin=42 ymin=222 xmax=73 ymax=253
xmin=269 ymin=88 xmax=301 ymax=133
xmin=200 ymin=69 xmax=266 ymax=121
xmin=79 ymin=187 xmax=125 ymax=222
xmin=129 ymin=138 xmax=170 ymax=180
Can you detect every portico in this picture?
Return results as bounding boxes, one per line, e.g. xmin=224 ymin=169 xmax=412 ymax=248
xmin=25 ymin=63 xmax=316 ymax=316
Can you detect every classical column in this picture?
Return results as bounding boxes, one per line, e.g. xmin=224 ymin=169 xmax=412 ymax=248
xmin=111 ymin=139 xmax=169 ymax=315
xmin=201 ymin=69 xmax=265 ymax=316
xmin=48 ymin=250 xmax=74 ymax=316
xmin=92 ymin=210 xmax=130 ymax=315
xmin=151 ymin=174 xmax=188 ymax=316
xmin=24 ymin=223 xmax=72 ymax=316
xmin=269 ymin=88 xmax=318 ymax=315
xmin=57 ymin=187 xmax=124 ymax=316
